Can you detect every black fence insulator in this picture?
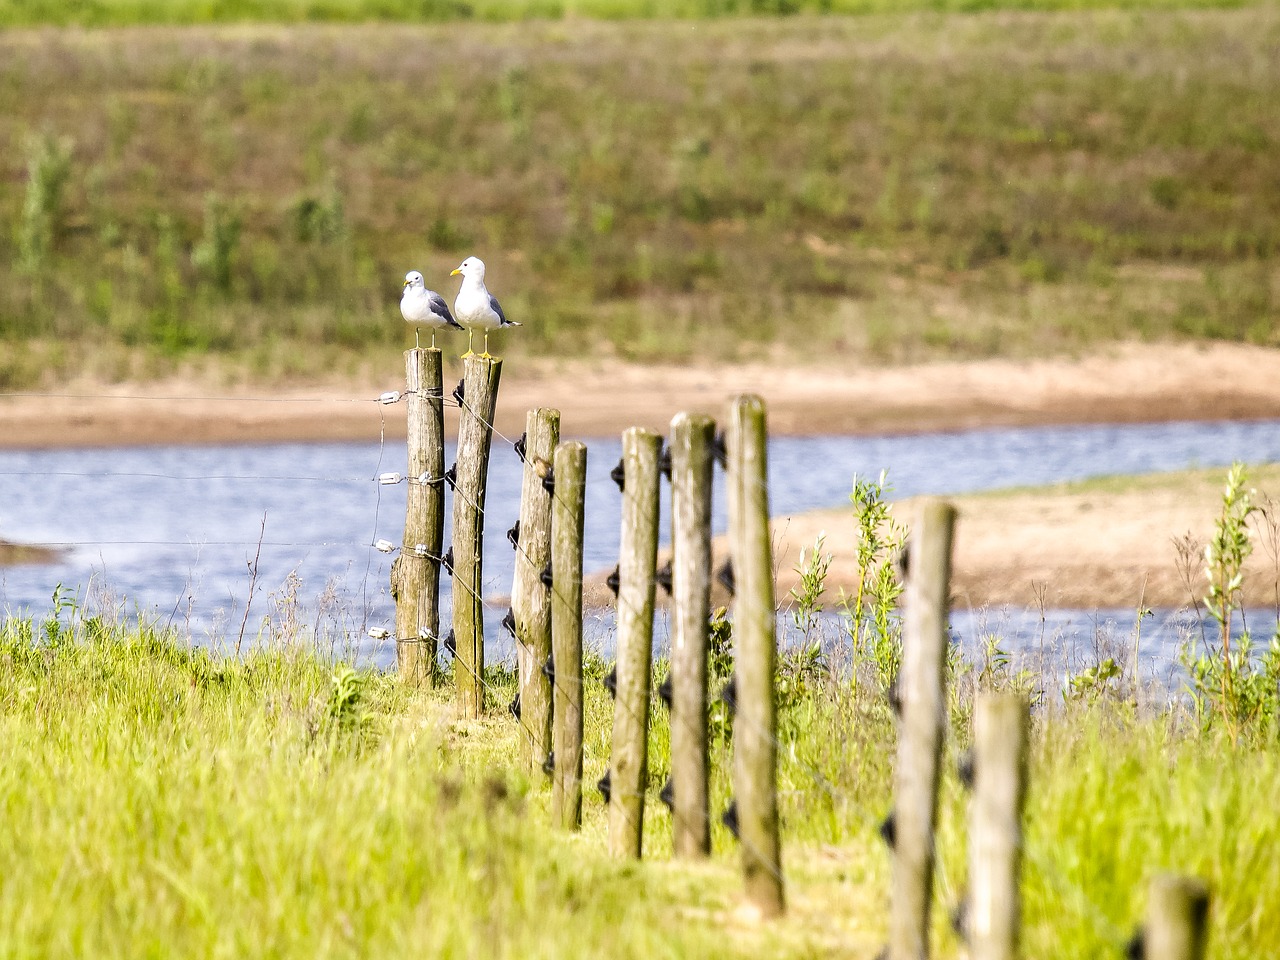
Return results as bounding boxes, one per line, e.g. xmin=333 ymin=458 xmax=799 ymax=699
xmin=719 ymin=673 xmax=737 ymax=717
xmin=506 ymin=520 xmax=520 ymax=549
xmin=541 ymin=466 xmax=555 ymax=495
xmin=721 ymin=800 xmax=740 ymax=840
xmin=444 ymin=463 xmax=457 ymax=491
xmin=658 ymin=443 xmax=672 ymax=480
xmin=657 ymin=673 xmax=673 ymax=709
xmin=514 ymin=431 xmax=527 ymax=463
xmin=542 ymin=654 xmax=555 ymax=684
xmin=541 ymin=752 xmax=555 ymax=776
xmin=712 ymin=430 xmax=727 ymax=468
xmin=603 ymin=667 xmax=617 ymax=698
xmin=1125 ymin=930 xmax=1146 ymax=960
xmin=610 ymin=457 xmax=626 ymax=492
xmin=501 ymin=607 xmax=517 ymax=638
xmin=878 ymin=811 xmax=896 ymax=849
xmin=950 ymin=895 xmax=970 ymax=943
xmin=452 ymin=378 xmax=465 ymax=407
xmin=659 ymin=778 xmax=675 ymax=811
xmin=441 ymin=546 xmax=454 ymax=576
xmin=957 ymin=748 xmax=975 ymax=790
xmin=716 ymin=559 xmax=735 ymax=597
xmin=508 ymin=693 xmax=521 ymax=721
xmin=443 ymin=629 xmax=457 ymax=657
xmin=887 ymin=673 xmax=901 ymax=717
xmin=655 ymin=560 xmax=674 ymax=595
xmin=597 ymin=770 xmax=612 ymax=804
xmin=540 ymin=562 xmax=554 ymax=588
xmin=606 ymin=564 xmax=620 ymax=596
xmin=894 ymin=542 xmax=911 ymax=580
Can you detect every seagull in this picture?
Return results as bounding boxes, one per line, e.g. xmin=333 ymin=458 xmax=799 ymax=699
xmin=400 ymin=270 xmax=462 ymax=349
xmin=451 ymin=256 xmax=520 ymax=359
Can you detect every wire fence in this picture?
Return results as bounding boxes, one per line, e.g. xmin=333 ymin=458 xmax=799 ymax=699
xmin=0 ymin=379 xmax=1223 ymax=956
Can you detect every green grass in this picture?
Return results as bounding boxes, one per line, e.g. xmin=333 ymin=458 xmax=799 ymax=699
xmin=3 ymin=604 xmax=1279 ymax=957
xmin=0 ymin=0 xmax=1253 ymax=28
xmin=0 ymin=8 xmax=1278 ymax=387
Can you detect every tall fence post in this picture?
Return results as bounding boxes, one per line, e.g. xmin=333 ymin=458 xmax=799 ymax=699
xmin=550 ymin=440 xmax=587 ymax=831
xmin=452 ymin=356 xmax=502 ymax=719
xmin=392 ymin=347 xmax=445 ymax=685
xmin=670 ymin=412 xmax=715 ymax=858
xmin=726 ymin=395 xmax=784 ymax=918
xmin=889 ymin=497 xmax=956 ymax=960
xmin=1145 ymin=876 xmax=1210 ymax=960
xmin=969 ymin=692 xmax=1030 ymax=960
xmin=512 ymin=408 xmax=560 ymax=775
xmin=607 ymin=427 xmax=661 ymax=858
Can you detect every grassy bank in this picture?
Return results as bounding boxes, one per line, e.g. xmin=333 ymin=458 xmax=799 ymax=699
xmin=3 ymin=603 xmax=1279 ymax=957
xmin=0 ymin=9 xmax=1277 ymax=387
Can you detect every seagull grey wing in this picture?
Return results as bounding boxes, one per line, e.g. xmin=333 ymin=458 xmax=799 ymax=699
xmin=490 ymin=295 xmax=519 ymax=327
xmin=430 ymin=292 xmax=462 ymax=328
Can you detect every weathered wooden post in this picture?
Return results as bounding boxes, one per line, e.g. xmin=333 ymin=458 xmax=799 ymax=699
xmin=889 ymin=497 xmax=956 ymax=960
xmin=391 ymin=347 xmax=445 ymax=685
xmin=551 ymin=440 xmax=587 ymax=830
xmin=511 ymin=408 xmax=560 ymax=774
xmin=452 ymin=356 xmax=502 ymax=719
xmin=1144 ymin=876 xmax=1210 ymax=960
xmin=607 ymin=427 xmax=661 ymax=858
xmin=670 ymin=412 xmax=715 ymax=858
xmin=726 ymin=395 xmax=784 ymax=918
xmin=969 ymin=692 xmax=1030 ymax=960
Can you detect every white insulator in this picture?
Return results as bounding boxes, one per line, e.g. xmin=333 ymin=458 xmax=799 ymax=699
xmin=378 ymin=472 xmax=403 ymax=485
xmin=374 ymin=538 xmax=396 ymax=553
xmin=368 ymin=627 xmax=391 ymax=640
xmin=378 ymin=391 xmax=402 ymax=404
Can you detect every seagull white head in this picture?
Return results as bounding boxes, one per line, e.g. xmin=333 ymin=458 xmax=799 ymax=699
xmin=403 ymin=270 xmax=424 ymax=288
xmin=450 ymin=257 xmax=485 ymax=281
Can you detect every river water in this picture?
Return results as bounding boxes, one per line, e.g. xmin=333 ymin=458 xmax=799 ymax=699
xmin=1 ymin=418 xmax=1278 ymax=676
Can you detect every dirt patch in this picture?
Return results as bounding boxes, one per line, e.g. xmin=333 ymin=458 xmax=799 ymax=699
xmin=0 ymin=540 xmax=62 ymax=567
xmin=582 ymin=465 xmax=1280 ymax=612
xmin=2 ymin=342 xmax=1279 ymax=448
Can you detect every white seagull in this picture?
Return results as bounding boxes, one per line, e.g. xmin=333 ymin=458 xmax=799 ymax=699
xmin=400 ymin=270 xmax=462 ymax=349
xmin=450 ymin=256 xmax=520 ymax=359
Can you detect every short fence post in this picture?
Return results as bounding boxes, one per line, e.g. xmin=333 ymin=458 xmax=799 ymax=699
xmin=607 ymin=427 xmax=661 ymax=858
xmin=392 ymin=347 xmax=445 ymax=685
xmin=726 ymin=395 xmax=784 ymax=918
xmin=969 ymin=692 xmax=1030 ymax=960
xmin=512 ymin=408 xmax=560 ymax=775
xmin=670 ymin=412 xmax=715 ymax=859
xmin=889 ymin=497 xmax=956 ymax=960
xmin=550 ymin=440 xmax=587 ymax=831
xmin=452 ymin=356 xmax=502 ymax=719
xmin=1145 ymin=876 xmax=1210 ymax=960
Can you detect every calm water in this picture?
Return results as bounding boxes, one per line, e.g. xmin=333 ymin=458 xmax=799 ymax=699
xmin=1 ymin=418 xmax=1278 ymax=670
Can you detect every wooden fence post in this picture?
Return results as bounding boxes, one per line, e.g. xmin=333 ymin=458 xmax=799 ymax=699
xmin=670 ymin=412 xmax=715 ymax=858
xmin=452 ymin=356 xmax=502 ymax=719
xmin=1145 ymin=876 xmax=1210 ymax=960
xmin=969 ymin=692 xmax=1030 ymax=960
xmin=392 ymin=347 xmax=445 ymax=685
xmin=512 ymin=408 xmax=560 ymax=775
xmin=726 ymin=395 xmax=784 ymax=918
xmin=608 ymin=427 xmax=661 ymax=858
xmin=889 ymin=497 xmax=956 ymax=960
xmin=551 ymin=440 xmax=587 ymax=830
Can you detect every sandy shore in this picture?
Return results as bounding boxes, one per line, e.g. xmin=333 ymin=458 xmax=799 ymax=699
xmin=2 ymin=342 xmax=1278 ymax=448
xmin=4 ymin=342 xmax=1280 ymax=610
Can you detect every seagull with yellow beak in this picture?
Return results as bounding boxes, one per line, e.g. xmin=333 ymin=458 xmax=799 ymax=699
xmin=401 ymin=270 xmax=462 ymax=349
xmin=451 ymin=256 xmax=520 ymax=359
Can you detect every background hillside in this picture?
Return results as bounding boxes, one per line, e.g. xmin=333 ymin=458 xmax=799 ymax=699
xmin=1 ymin=7 xmax=1276 ymax=387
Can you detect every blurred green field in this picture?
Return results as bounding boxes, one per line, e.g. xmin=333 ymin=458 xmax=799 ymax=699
xmin=0 ymin=0 xmax=1251 ymax=27
xmin=0 ymin=9 xmax=1277 ymax=387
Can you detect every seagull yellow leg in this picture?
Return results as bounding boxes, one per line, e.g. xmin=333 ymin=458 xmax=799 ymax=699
xmin=462 ymin=330 xmax=475 ymax=359
xmin=415 ymin=329 xmax=421 ymax=349
xmin=480 ymin=331 xmax=493 ymax=360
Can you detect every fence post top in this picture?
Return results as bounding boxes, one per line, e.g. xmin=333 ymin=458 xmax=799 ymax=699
xmin=670 ymin=411 xmax=715 ymax=429
xmin=622 ymin=425 xmax=662 ymax=443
